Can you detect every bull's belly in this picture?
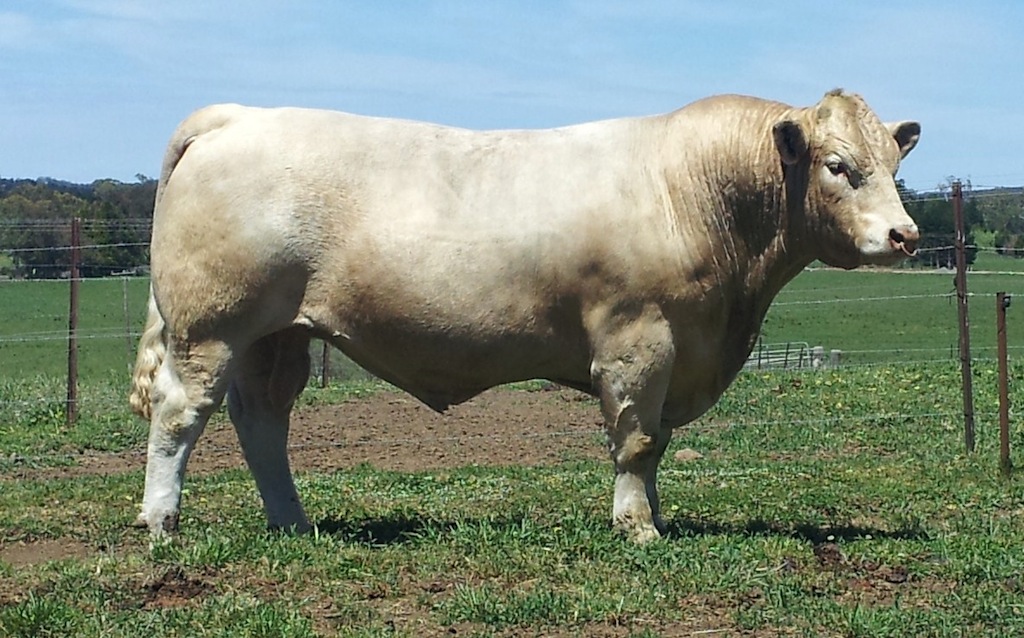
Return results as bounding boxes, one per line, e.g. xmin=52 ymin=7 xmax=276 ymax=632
xmin=661 ymin=338 xmax=750 ymax=427
xmin=329 ymin=326 xmax=591 ymax=412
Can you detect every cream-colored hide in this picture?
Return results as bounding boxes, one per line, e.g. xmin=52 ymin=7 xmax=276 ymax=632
xmin=130 ymin=89 xmax=919 ymax=542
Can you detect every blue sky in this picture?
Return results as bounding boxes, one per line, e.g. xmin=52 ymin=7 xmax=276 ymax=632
xmin=1 ymin=1 xmax=1022 ymax=192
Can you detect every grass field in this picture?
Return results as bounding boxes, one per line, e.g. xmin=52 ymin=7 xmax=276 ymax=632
xmin=769 ymin=251 xmax=1024 ymax=365
xmin=1 ymin=364 xmax=1024 ymax=636
xmin=0 ymin=277 xmax=150 ymax=381
xmin=3 ymin=257 xmax=1024 ymax=635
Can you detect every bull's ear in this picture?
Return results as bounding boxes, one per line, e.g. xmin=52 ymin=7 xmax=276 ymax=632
xmin=773 ymin=120 xmax=808 ymax=165
xmin=887 ymin=121 xmax=920 ymax=159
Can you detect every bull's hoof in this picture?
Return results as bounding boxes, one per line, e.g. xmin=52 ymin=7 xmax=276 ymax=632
xmin=614 ymin=516 xmax=663 ymax=544
xmin=134 ymin=510 xmax=180 ymax=537
xmin=627 ymin=524 xmax=663 ymax=544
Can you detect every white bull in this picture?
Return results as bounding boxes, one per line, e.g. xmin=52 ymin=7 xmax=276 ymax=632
xmin=130 ymin=89 xmax=920 ymax=542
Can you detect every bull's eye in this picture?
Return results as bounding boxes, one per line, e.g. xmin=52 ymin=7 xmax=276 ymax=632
xmin=826 ymin=160 xmax=847 ymax=176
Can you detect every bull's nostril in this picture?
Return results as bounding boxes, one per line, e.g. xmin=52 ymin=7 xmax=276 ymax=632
xmin=889 ymin=225 xmax=919 ymax=257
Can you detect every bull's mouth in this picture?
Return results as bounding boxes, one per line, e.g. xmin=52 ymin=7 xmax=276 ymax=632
xmin=889 ymin=229 xmax=918 ymax=257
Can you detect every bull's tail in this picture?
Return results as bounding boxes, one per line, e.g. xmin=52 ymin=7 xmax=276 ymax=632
xmin=129 ymin=287 xmax=167 ymax=420
xmin=131 ymin=104 xmax=245 ymax=420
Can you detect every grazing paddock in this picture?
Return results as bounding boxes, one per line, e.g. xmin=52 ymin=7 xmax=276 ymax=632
xmin=1 ymin=363 xmax=1024 ymax=636
xmin=2 ymin=260 xmax=1024 ymax=635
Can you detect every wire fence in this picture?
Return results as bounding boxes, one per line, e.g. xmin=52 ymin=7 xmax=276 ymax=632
xmin=0 ymin=278 xmax=1003 ymax=374
xmin=3 ymin=212 xmax=1024 ymax=468
xmin=3 ymin=257 xmax=1024 ymax=368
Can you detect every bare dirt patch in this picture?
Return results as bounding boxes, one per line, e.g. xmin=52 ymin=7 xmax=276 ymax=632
xmin=141 ymin=566 xmax=215 ymax=610
xmin=0 ymin=537 xmax=93 ymax=567
xmin=4 ymin=386 xmax=608 ymax=482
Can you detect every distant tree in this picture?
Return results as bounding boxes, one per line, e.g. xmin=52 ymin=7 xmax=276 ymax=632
xmin=995 ymin=212 xmax=1024 ymax=257
xmin=984 ymin=188 xmax=1024 ymax=257
xmin=0 ymin=186 xmax=82 ymax=278
xmin=81 ymin=179 xmax=155 ymax=276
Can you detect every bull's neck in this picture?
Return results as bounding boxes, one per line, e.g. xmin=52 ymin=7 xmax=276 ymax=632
xmin=664 ymin=105 xmax=815 ymax=331
xmin=659 ymin=103 xmax=819 ymax=360
xmin=724 ymin=141 xmax=813 ymax=307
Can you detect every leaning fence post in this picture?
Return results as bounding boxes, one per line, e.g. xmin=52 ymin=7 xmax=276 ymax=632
xmin=66 ymin=217 xmax=81 ymax=426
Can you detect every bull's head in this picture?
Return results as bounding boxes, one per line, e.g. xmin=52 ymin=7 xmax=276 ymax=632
xmin=773 ymin=89 xmax=920 ymax=269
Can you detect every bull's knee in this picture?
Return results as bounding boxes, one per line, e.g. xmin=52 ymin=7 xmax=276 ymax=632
xmin=611 ymin=428 xmax=659 ymax=468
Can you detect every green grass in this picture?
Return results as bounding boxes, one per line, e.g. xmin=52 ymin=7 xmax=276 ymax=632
xmin=0 ymin=277 xmax=150 ymax=381
xmin=763 ymin=252 xmax=1024 ymax=364
xmin=4 ymin=259 xmax=1024 ymax=634
xmin=2 ymin=363 xmax=1024 ymax=635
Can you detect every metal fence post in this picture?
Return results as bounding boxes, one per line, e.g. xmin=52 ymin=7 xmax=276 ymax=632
xmin=66 ymin=217 xmax=80 ymax=426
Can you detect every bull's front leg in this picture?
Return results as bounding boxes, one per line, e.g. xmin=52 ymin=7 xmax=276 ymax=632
xmin=590 ymin=319 xmax=674 ymax=543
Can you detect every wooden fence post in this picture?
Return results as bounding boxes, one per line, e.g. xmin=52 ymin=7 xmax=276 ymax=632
xmin=997 ymin=292 xmax=1012 ymax=477
xmin=953 ymin=180 xmax=976 ymax=453
xmin=123 ymin=277 xmax=133 ymax=371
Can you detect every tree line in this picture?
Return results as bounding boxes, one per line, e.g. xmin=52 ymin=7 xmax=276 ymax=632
xmin=0 ymin=176 xmax=156 ymax=278
xmin=900 ymin=179 xmax=1024 ymax=268
xmin=1 ymin=175 xmax=1023 ymax=279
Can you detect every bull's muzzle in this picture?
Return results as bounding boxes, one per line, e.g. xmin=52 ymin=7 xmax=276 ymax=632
xmin=889 ymin=225 xmax=920 ymax=257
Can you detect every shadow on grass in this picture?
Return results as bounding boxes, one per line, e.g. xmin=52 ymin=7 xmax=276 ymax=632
xmin=311 ymin=511 xmax=930 ymax=547
xmin=669 ymin=517 xmax=930 ymax=543
xmin=314 ymin=515 xmax=456 ymax=545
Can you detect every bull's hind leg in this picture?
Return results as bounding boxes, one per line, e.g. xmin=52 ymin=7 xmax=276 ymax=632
xmin=226 ymin=329 xmax=312 ymax=532
xmin=591 ymin=320 xmax=675 ymax=544
xmin=138 ymin=338 xmax=233 ymax=535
